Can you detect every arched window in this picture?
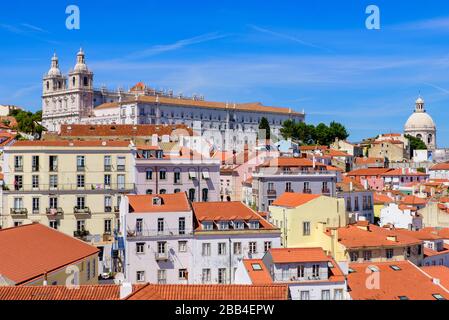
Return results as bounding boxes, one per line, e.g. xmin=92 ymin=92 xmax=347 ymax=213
xmin=174 ymin=189 xmax=181 ymax=193
xmin=145 ymin=168 xmax=153 ymax=180
xmin=46 ymin=81 xmax=49 ymax=90
xmin=159 ymin=189 xmax=167 ymax=194
xmin=72 ymin=77 xmax=76 ymax=87
xmin=428 ymin=134 xmax=433 ymax=144
xmin=416 ymin=134 xmax=423 ymax=140
xmin=174 ymin=168 xmax=181 ymax=184
xmin=146 ymin=189 xmax=153 ymax=195
xmin=83 ymin=76 xmax=88 ymax=86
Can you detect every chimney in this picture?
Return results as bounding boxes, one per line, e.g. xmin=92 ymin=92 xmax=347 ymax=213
xmin=43 ymin=272 xmax=48 ymax=286
xmin=151 ymin=134 xmax=158 ymax=147
xmin=119 ymin=282 xmax=133 ymax=300
xmin=350 ymin=182 xmax=353 ymax=192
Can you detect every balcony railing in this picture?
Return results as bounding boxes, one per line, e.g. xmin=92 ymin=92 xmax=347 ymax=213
xmin=267 ymin=190 xmax=277 ymax=196
xmin=104 ymin=165 xmax=112 ymax=172
xmin=322 ymin=188 xmax=331 ymax=194
xmin=4 ymin=183 xmax=135 ymax=192
xmin=46 ymin=207 xmax=64 ymax=216
xmin=155 ymin=252 xmax=169 ymax=261
xmin=14 ymin=166 xmax=23 ymax=172
xmin=127 ymin=229 xmax=191 ymax=238
xmin=10 ymin=208 xmax=28 ymax=217
xmin=271 ymin=272 xmax=323 ymax=283
xmin=303 ymin=189 xmax=312 ymax=194
xmin=32 ymin=166 xmax=40 ymax=172
xmin=105 ymin=206 xmax=112 ymax=213
xmin=114 ymin=206 xmax=120 ymax=213
xmin=77 ymin=166 xmax=86 ymax=172
xmin=74 ymin=207 xmax=91 ymax=215
xmin=117 ymin=165 xmax=126 ymax=172
xmin=74 ymin=230 xmax=90 ymax=239
xmin=49 ymin=165 xmax=58 ymax=172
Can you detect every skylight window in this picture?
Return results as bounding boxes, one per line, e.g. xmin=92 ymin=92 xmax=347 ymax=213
xmin=433 ymin=294 xmax=446 ymax=300
xmin=399 ymin=296 xmax=409 ymax=300
xmin=368 ymin=266 xmax=379 ymax=273
xmin=390 ymin=265 xmax=401 ymax=271
xmin=252 ymin=263 xmax=262 ymax=271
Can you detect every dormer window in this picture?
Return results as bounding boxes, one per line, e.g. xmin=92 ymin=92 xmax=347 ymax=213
xmin=218 ymin=221 xmax=229 ymax=230
xmin=153 ymin=197 xmax=162 ymax=206
xmin=234 ymin=221 xmax=244 ymax=229
xmin=248 ymin=220 xmax=260 ymax=229
xmin=202 ymin=222 xmax=213 ymax=231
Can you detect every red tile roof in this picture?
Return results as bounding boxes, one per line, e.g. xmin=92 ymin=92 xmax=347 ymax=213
xmin=381 ymin=169 xmax=428 ymax=177
xmin=347 ymin=168 xmax=393 ymax=176
xmin=354 ymin=157 xmax=384 ymax=166
xmin=192 ymin=202 xmax=277 ymax=231
xmin=430 ymin=162 xmax=449 ymax=171
xmin=331 ymin=223 xmax=422 ymax=249
xmin=269 ymin=247 xmax=329 ymax=264
xmin=421 ymin=266 xmax=449 ymax=290
xmin=348 ymin=261 xmax=449 ymax=300
xmin=400 ymin=195 xmax=428 ymax=206
xmin=0 ymin=285 xmax=119 ymax=300
xmin=373 ymin=193 xmax=395 ymax=205
xmin=271 ymin=193 xmax=321 ymax=208
xmin=59 ymin=124 xmax=193 ymax=137
xmin=242 ymin=260 xmax=274 ymax=285
xmin=421 ymin=227 xmax=449 ymax=239
xmin=127 ymin=284 xmax=289 ymax=300
xmin=0 ymin=224 xmax=99 ymax=285
xmin=128 ymin=193 xmax=191 ymax=213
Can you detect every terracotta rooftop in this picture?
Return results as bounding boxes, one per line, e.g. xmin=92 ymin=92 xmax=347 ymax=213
xmin=430 ymin=162 xmax=449 ymax=171
xmin=381 ymin=169 xmax=428 ymax=177
xmin=192 ymin=202 xmax=277 ymax=231
xmin=127 ymin=284 xmax=289 ymax=300
xmin=0 ymin=224 xmax=99 ymax=285
xmin=421 ymin=227 xmax=449 ymax=239
xmin=347 ymin=168 xmax=393 ymax=176
xmin=331 ymin=222 xmax=422 ymax=249
xmin=400 ymin=195 xmax=428 ymax=206
xmin=271 ymin=193 xmax=321 ymax=208
xmin=354 ymin=157 xmax=384 ymax=166
xmin=348 ymin=261 xmax=449 ymax=300
xmin=128 ymin=193 xmax=191 ymax=213
xmin=59 ymin=124 xmax=193 ymax=137
xmin=269 ymin=247 xmax=329 ymax=264
xmin=421 ymin=266 xmax=449 ymax=290
xmin=243 ymin=259 xmax=274 ymax=285
xmin=258 ymin=157 xmax=327 ymax=168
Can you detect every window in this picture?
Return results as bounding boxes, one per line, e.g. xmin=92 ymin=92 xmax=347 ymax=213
xmin=136 ymin=243 xmax=145 ymax=254
xmin=218 ymin=268 xmax=227 ymax=284
xmin=354 ymin=197 xmax=359 ymax=211
xmin=202 ymin=269 xmax=211 ymax=284
xmin=76 ymin=220 xmax=85 ymax=232
xmin=264 ymin=241 xmax=272 ymax=252
xmin=146 ymin=189 xmax=153 ymax=195
xmin=104 ymin=156 xmax=112 ymax=171
xmin=159 ymin=169 xmax=167 ymax=180
xmin=350 ymin=252 xmax=359 ymax=262
xmin=32 ymin=156 xmax=40 ymax=172
xmin=179 ymin=269 xmax=188 ymax=280
xmin=312 ymin=264 xmax=320 ymax=278
xmin=156 ymin=270 xmax=166 ymax=284
xmin=104 ymin=175 xmax=111 ymax=187
xmin=14 ymin=176 xmax=23 ymax=190
xmin=136 ymin=271 xmax=145 ymax=282
xmin=188 ymin=189 xmax=196 ymax=202
xmin=174 ymin=189 xmax=181 ymax=193
xmin=202 ymin=188 xmax=209 ymax=202
xmin=321 ymin=290 xmax=331 ymax=300
xmin=249 ymin=221 xmax=259 ymax=229
xmin=157 ymin=218 xmax=165 ymax=234
xmin=303 ymin=221 xmax=311 ymax=236
xmin=157 ymin=242 xmax=166 ymax=254
xmin=32 ymin=175 xmax=39 ymax=189
xmin=77 ymin=175 xmax=85 ymax=188
xmin=178 ymin=241 xmax=187 ymax=253
xmin=146 ymin=169 xmax=153 ymax=180
xmin=233 ymin=242 xmax=242 ymax=255
xmin=334 ymin=289 xmax=343 ymax=300
xmin=104 ymin=219 xmax=112 ymax=234
xmin=297 ymin=265 xmax=305 ymax=278
xmin=300 ymin=291 xmax=310 ymax=300
xmin=117 ymin=157 xmax=126 ymax=171
xmin=159 ymin=189 xmax=167 ymax=194
xmin=433 ymin=294 xmax=446 ymax=300
xmin=49 ymin=220 xmax=58 ymax=230
xmin=386 ymin=249 xmax=394 ymax=259
xmin=49 ymin=156 xmax=58 ymax=172
xmin=117 ymin=175 xmax=125 ymax=189
xmin=202 ymin=243 xmax=211 ymax=256
xmin=87 ymin=261 xmax=91 ymax=281
xmin=179 ymin=217 xmax=186 ymax=235
xmin=285 ymin=182 xmax=292 ymax=192
xmin=363 ymin=250 xmax=372 ymax=261
xmin=249 ymin=242 xmax=257 ymax=254
xmin=77 ymin=156 xmax=85 ymax=171
xmin=218 ymin=243 xmax=227 ymax=255
xmin=174 ymin=169 xmax=181 ymax=184
xmin=14 ymin=156 xmax=23 ymax=171
xmin=32 ymin=198 xmax=40 ymax=213
xmin=76 ymin=197 xmax=86 ymax=209
xmin=49 ymin=197 xmax=58 ymax=209
xmin=49 ymin=175 xmax=58 ymax=189
xmin=136 ymin=219 xmax=143 ymax=234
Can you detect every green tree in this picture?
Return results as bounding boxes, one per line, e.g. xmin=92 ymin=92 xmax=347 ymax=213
xmin=280 ymin=119 xmax=296 ymax=139
xmin=313 ymin=123 xmax=331 ymax=145
xmin=259 ymin=117 xmax=271 ymax=140
xmin=329 ymin=121 xmax=349 ymax=141
xmin=405 ymin=134 xmax=427 ymax=158
xmin=9 ymin=109 xmax=45 ymax=138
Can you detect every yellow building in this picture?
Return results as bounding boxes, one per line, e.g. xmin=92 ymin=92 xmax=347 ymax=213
xmin=0 ymin=223 xmax=99 ymax=286
xmin=268 ymin=193 xmax=348 ymax=248
xmin=1 ymin=140 xmax=135 ymax=245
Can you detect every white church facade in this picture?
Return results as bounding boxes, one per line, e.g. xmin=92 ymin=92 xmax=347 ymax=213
xmin=42 ymin=50 xmax=305 ymax=151
xmin=404 ymin=97 xmax=437 ymax=150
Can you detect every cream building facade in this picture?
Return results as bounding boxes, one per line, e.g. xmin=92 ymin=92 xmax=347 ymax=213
xmin=1 ymin=140 xmax=135 ymax=247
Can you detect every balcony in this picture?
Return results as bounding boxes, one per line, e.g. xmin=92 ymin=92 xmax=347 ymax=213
xmin=32 ymin=166 xmax=40 ymax=172
xmin=104 ymin=165 xmax=112 ymax=172
xmin=3 ymin=183 xmax=135 ymax=193
xmin=117 ymin=165 xmax=126 ymax=172
xmin=74 ymin=207 xmax=91 ymax=216
xmin=155 ymin=252 xmax=169 ymax=261
xmin=303 ymin=189 xmax=312 ymax=194
xmin=46 ymin=207 xmax=64 ymax=217
xmin=322 ymin=188 xmax=331 ymax=195
xmin=10 ymin=208 xmax=28 ymax=218
xmin=105 ymin=206 xmax=112 ymax=213
xmin=77 ymin=166 xmax=86 ymax=172
xmin=49 ymin=165 xmax=58 ymax=172
xmin=14 ymin=166 xmax=23 ymax=173
xmin=127 ymin=229 xmax=191 ymax=238
xmin=74 ymin=230 xmax=90 ymax=240
xmin=267 ymin=190 xmax=277 ymax=196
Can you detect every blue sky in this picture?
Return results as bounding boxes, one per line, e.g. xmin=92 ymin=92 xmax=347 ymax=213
xmin=1 ymin=1 xmax=449 ymax=145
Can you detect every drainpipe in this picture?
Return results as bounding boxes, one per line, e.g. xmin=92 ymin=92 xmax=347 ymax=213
xmin=229 ymin=238 xmax=232 ymax=284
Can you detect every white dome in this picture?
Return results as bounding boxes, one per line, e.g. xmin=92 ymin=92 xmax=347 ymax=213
xmin=405 ymin=111 xmax=435 ymax=131
xmin=47 ymin=54 xmax=61 ymax=76
xmin=73 ymin=48 xmax=88 ymax=72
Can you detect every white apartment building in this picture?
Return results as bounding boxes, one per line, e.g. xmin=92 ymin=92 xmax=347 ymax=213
xmin=235 ymin=247 xmax=349 ymax=300
xmin=119 ymin=194 xmax=281 ymax=285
